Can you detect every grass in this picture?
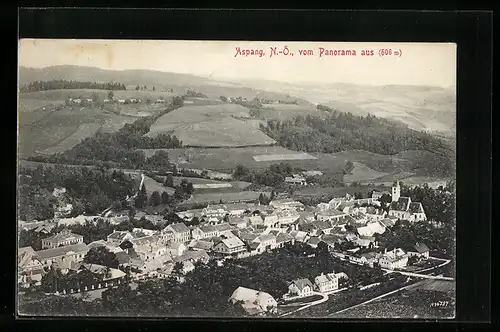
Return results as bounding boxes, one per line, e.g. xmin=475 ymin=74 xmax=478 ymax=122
xmin=20 ymin=89 xmax=179 ymax=102
xmin=343 ymin=162 xmax=390 ymax=183
xmin=145 ymin=103 xmax=276 ymax=147
xmin=183 ymin=190 xmax=270 ymax=205
xmin=260 ymin=104 xmax=329 ymax=121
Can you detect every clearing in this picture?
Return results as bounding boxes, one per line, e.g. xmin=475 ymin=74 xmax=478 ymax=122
xmin=145 ymin=103 xmax=276 ymax=147
xmin=343 ymin=162 xmax=390 ymax=183
xmin=259 ymin=104 xmax=330 ymax=120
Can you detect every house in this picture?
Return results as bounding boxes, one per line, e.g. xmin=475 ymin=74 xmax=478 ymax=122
xmin=251 ymin=234 xmax=277 ymax=251
xmin=269 ymin=199 xmax=305 ymax=211
xmin=288 ymin=278 xmax=314 ymax=298
xmin=134 ymin=243 xmax=168 ymax=261
xmin=276 ymin=209 xmax=300 ymax=226
xmin=289 ymin=230 xmax=309 ymax=243
xmin=107 ymin=231 xmax=134 ymax=246
xmin=302 ymin=170 xmax=323 ymax=177
xmin=275 ymin=233 xmax=294 ymax=248
xmin=88 ymin=240 xmax=124 ymax=254
xmin=103 ymin=99 xmax=110 ymax=103
xmin=228 ymin=216 xmax=248 ymax=229
xmin=229 ymin=287 xmax=278 ymax=315
xmin=388 ymin=182 xmax=427 ymax=222
xmin=378 ymin=248 xmax=409 ymax=270
xmin=246 ymin=215 xmax=264 ymax=226
xmin=118 ymin=99 xmax=126 ymax=104
xmin=163 ymin=223 xmax=191 ymax=243
xmin=172 ymin=249 xmax=210 ymax=265
xmin=380 ymin=218 xmax=397 ymax=229
xmin=41 ymin=230 xmax=84 ymax=249
xmin=201 ymin=204 xmax=228 ymax=218
xmin=284 ymin=175 xmax=307 ymax=185
xmin=360 ymin=252 xmax=383 ymax=267
xmin=299 ymin=211 xmax=316 ymax=222
xmin=406 ymin=242 xmax=430 ymax=259
xmin=262 ymin=212 xmax=279 ymax=227
xmin=213 ymin=237 xmax=246 ymax=254
xmin=225 ymin=203 xmax=250 ymax=216
xmin=372 ymin=190 xmax=391 ymax=201
xmin=357 ymin=221 xmax=386 ymax=237
xmin=18 ymin=246 xmax=45 ymax=287
xmin=316 ymin=209 xmax=349 ymax=225
xmin=307 ymin=236 xmax=322 ymax=248
xmin=35 ymin=243 xmax=89 ymax=267
xmin=355 ymin=236 xmax=378 ymax=249
xmin=364 ymin=207 xmax=387 ymax=221
xmin=132 ymin=228 xmax=158 ymax=236
xmin=166 ymin=242 xmax=186 ymax=257
xmin=314 ymin=272 xmax=339 ymax=293
xmin=320 ymin=234 xmax=344 ymax=248
xmin=191 ymin=225 xmax=219 ymax=240
xmin=188 ymin=240 xmax=214 ymax=252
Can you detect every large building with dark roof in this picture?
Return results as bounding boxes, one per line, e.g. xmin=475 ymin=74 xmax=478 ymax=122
xmin=388 ymin=181 xmax=427 ymax=222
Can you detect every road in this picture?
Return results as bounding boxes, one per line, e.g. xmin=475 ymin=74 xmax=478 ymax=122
xmin=279 ymin=291 xmax=329 ymax=317
xmin=382 ymin=257 xmax=453 ymax=281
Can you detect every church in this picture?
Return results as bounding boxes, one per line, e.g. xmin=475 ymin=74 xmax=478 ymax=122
xmin=388 ymin=181 xmax=427 ymax=222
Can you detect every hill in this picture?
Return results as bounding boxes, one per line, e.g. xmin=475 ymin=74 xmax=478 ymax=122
xmin=228 ymin=79 xmax=456 ymax=136
xmin=145 ymin=103 xmax=276 ymax=147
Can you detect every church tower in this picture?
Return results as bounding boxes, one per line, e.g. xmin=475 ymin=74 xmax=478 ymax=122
xmin=392 ymin=181 xmax=401 ymax=202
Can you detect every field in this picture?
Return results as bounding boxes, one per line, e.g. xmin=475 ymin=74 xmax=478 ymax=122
xmin=126 ymin=173 xmax=175 ymax=195
xmin=332 ymin=280 xmax=455 ymax=319
xmin=259 ymin=104 xmax=329 ymax=120
xmin=253 ymin=153 xmax=317 ymax=162
xmin=343 ymin=162 xmax=390 ymax=183
xmin=183 ymin=190 xmax=270 ymax=205
xmin=145 ymin=103 xmax=276 ymax=147
xmin=140 ymin=146 xmax=346 ymax=174
xmin=38 ymin=123 xmax=103 ymax=155
xmin=155 ymin=175 xmax=252 ymax=193
xmin=20 ymin=89 xmax=179 ymax=102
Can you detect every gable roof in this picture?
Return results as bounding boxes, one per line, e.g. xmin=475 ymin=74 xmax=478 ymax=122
xmin=409 ymin=202 xmax=425 ymax=214
xmin=412 ymin=242 xmax=430 ymax=253
xmin=35 ymin=243 xmax=89 ymax=260
xmin=190 ymin=240 xmax=214 ymax=251
xmin=217 ymin=237 xmax=245 ymax=249
xmin=389 ymin=197 xmax=411 ymax=212
xmin=108 ymin=231 xmax=132 ymax=240
xmin=200 ymin=225 xmax=217 ymax=233
xmin=115 ymin=251 xmax=131 ymax=265
xmin=43 ymin=231 xmax=83 ymax=243
xmin=290 ymin=278 xmax=314 ymax=291
xmin=215 ymin=223 xmax=233 ymax=232
xmin=168 ymin=223 xmax=190 ymax=233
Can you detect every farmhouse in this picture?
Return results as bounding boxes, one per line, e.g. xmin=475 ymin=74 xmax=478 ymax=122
xmin=251 ymin=234 xmax=277 ymax=252
xmin=191 ymin=225 xmax=219 ymax=240
xmin=41 ymin=229 xmax=84 ymax=249
xmin=406 ymin=242 xmax=430 ymax=259
xmin=288 ymin=278 xmax=314 ymax=298
xmin=388 ymin=182 xmax=427 ymax=222
xmin=229 ymin=287 xmax=278 ymax=315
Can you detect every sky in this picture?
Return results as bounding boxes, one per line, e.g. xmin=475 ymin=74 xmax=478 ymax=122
xmin=19 ymin=39 xmax=457 ymax=88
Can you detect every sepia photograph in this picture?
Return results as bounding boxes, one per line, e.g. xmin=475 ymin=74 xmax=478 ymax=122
xmin=17 ymin=39 xmax=456 ymax=319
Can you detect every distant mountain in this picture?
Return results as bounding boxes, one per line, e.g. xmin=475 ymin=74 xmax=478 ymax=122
xmin=18 ymin=65 xmax=213 ymax=87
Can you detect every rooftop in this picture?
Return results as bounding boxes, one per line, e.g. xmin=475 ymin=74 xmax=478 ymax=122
xmin=35 ymin=243 xmax=89 ymax=260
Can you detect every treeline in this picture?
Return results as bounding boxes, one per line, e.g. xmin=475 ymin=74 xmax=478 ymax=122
xmin=18 ymin=165 xmax=136 ymax=221
xmin=260 ymin=111 xmax=448 ymax=155
xmin=185 ymin=90 xmax=208 ymax=98
xmin=233 ymin=163 xmax=296 ymax=187
xmin=20 ymin=80 xmax=126 ymax=93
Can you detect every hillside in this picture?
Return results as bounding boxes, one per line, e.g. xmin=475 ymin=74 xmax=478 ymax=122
xmin=145 ymin=103 xmax=276 ymax=147
xmin=229 ymin=79 xmax=456 ymax=136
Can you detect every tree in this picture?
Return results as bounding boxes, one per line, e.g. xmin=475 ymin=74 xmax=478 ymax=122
xmin=152 ymin=86 xmax=156 ymax=91
xmin=161 ymin=191 xmax=170 ymax=205
xmin=164 ymin=174 xmax=174 ymax=187
xmin=83 ymin=247 xmax=119 ymax=268
xmin=220 ymin=96 xmax=228 ymax=102
xmin=172 ymin=96 xmax=184 ymax=107
xmin=135 ymin=185 xmax=148 ymax=208
xmin=135 ymin=85 xmax=140 ymax=90
xmin=108 ymin=91 xmax=114 ymax=100
xmin=149 ymin=191 xmax=161 ymax=206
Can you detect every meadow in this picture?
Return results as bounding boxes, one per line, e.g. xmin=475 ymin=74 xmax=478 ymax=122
xmin=259 ymin=103 xmax=330 ymax=120
xmin=145 ymin=103 xmax=276 ymax=147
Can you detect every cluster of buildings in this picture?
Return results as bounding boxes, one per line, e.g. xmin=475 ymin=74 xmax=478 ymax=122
xmin=18 ymin=181 xmax=430 ymax=306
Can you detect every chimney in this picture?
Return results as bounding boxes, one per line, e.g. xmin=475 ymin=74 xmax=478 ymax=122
xmin=384 ymin=248 xmax=387 ymax=254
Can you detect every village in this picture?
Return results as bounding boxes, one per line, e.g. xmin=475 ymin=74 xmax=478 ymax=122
xmin=18 ymin=177 xmax=453 ymax=317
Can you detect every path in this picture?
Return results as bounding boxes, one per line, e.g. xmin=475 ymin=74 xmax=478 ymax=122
xmin=329 ymin=280 xmax=427 ymax=316
xmin=383 ymin=257 xmax=453 ymax=281
xmin=279 ymin=291 xmax=328 ymax=317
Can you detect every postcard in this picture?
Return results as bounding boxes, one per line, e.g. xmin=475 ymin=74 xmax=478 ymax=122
xmin=17 ymin=39 xmax=456 ymax=318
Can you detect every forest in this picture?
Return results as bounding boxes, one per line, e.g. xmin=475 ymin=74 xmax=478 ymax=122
xmin=260 ymin=111 xmax=449 ymax=155
xmin=18 ymin=165 xmax=136 ymax=221
xmin=20 ymin=80 xmax=127 ymax=92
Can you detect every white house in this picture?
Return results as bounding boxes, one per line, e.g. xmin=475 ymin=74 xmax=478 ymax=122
xmin=41 ymin=230 xmax=84 ymax=249
xmin=166 ymin=242 xmax=186 ymax=257
xmin=378 ymin=248 xmax=409 ymax=270
xmin=314 ymin=272 xmax=339 ymax=293
xmin=407 ymin=242 xmax=430 ymax=259
xmin=229 ymin=286 xmax=278 ymax=315
xmin=213 ymin=237 xmax=246 ymax=254
xmin=288 ymin=278 xmax=314 ymax=298
xmin=163 ymin=223 xmax=191 ymax=243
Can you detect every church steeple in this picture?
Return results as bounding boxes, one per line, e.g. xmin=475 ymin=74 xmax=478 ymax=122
xmin=392 ymin=180 xmax=400 ymax=202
